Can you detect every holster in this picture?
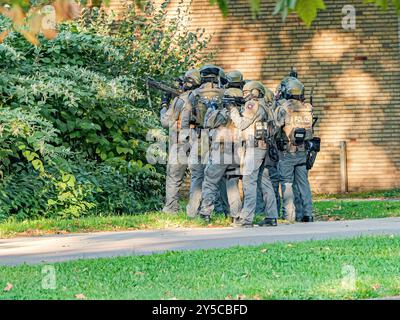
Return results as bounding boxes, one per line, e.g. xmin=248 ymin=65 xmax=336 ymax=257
xmin=306 ymin=151 xmax=317 ymax=170
xmin=305 ymin=137 xmax=321 ymax=170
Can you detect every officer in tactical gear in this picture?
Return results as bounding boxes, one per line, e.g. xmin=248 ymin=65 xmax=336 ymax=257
xmin=256 ymin=87 xmax=282 ymax=216
xmin=274 ymin=70 xmax=301 ymax=219
xmin=160 ymin=69 xmax=201 ymax=214
xmin=274 ymin=76 xmax=314 ymax=222
xmin=197 ymin=72 xmax=245 ymax=223
xmin=230 ymin=81 xmax=278 ymax=228
xmin=180 ymin=64 xmax=228 ymax=219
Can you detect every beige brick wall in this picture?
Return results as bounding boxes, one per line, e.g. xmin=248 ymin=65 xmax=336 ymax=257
xmin=108 ymin=0 xmax=400 ymax=194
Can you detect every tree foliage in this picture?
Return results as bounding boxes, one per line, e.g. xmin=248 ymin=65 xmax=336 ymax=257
xmin=0 ymin=2 xmax=211 ymax=219
xmin=1 ymin=0 xmax=399 ymax=44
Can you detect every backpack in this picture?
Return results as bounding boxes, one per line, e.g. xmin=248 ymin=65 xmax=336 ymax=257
xmin=191 ymin=84 xmax=224 ymax=128
xmin=282 ymin=99 xmax=314 ymax=146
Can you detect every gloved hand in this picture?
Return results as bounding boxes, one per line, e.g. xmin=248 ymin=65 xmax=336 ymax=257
xmin=161 ymin=93 xmax=172 ymax=107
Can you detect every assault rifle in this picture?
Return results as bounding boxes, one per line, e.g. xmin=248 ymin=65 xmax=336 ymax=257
xmin=146 ymin=77 xmax=182 ymax=98
xmin=199 ymin=95 xmax=246 ymax=112
xmin=222 ymin=96 xmax=246 ymax=107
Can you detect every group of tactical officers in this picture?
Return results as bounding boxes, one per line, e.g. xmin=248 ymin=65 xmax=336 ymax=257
xmin=158 ymin=65 xmax=320 ymax=228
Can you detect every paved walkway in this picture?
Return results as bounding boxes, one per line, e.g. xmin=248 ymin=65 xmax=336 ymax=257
xmin=1 ymin=217 xmax=400 ymax=266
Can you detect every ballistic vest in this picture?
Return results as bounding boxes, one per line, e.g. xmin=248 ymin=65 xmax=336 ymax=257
xmin=241 ymin=98 xmax=269 ymax=149
xmin=282 ymin=99 xmax=314 ymax=146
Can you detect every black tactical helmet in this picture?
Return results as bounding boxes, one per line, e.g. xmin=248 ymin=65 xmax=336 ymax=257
xmin=199 ymin=64 xmax=228 ymax=86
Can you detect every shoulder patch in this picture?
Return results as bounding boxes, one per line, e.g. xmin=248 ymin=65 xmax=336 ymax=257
xmin=246 ymin=102 xmax=256 ymax=110
xmin=242 ymin=100 xmax=259 ymax=118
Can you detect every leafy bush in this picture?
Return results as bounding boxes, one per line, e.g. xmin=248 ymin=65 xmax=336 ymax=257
xmin=0 ymin=107 xmax=69 ymax=176
xmin=0 ymin=167 xmax=96 ymax=220
xmin=0 ymin=1 xmax=211 ymax=220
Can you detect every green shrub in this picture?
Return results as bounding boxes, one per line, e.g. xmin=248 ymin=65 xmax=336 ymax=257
xmin=0 ymin=107 xmax=68 ymax=176
xmin=81 ymin=160 xmax=164 ymax=214
xmin=0 ymin=167 xmax=96 ymax=220
xmin=0 ymin=1 xmax=211 ymax=220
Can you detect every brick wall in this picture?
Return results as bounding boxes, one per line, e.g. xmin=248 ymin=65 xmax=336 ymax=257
xmin=108 ymin=0 xmax=400 ymax=194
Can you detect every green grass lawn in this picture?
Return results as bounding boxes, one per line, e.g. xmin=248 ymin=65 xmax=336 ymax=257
xmin=1 ymin=236 xmax=399 ymax=300
xmin=313 ymin=188 xmax=400 ymax=200
xmin=314 ymin=200 xmax=400 ymax=221
xmin=1 ymin=200 xmax=400 ymax=238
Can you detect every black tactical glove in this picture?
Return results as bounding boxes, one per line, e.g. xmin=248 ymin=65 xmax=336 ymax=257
xmin=161 ymin=93 xmax=172 ymax=107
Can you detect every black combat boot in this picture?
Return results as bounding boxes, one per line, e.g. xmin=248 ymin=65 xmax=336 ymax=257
xmin=200 ymin=214 xmax=211 ymax=224
xmin=258 ymin=218 xmax=278 ymax=227
xmin=301 ymin=216 xmax=314 ymax=223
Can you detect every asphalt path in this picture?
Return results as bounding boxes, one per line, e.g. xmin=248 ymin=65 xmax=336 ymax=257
xmin=1 ymin=217 xmax=400 ymax=266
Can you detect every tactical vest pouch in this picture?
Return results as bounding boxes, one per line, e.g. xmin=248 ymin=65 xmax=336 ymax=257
xmin=255 ymin=121 xmax=269 ymax=140
xmin=190 ymin=102 xmax=208 ymax=128
xmin=255 ymin=121 xmax=264 ymax=140
xmin=292 ymin=128 xmax=306 ymax=145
